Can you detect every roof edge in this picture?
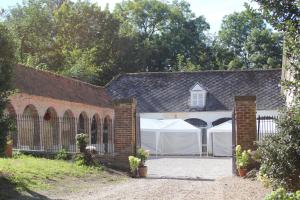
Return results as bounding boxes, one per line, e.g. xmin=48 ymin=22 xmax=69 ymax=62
xmin=120 ymin=68 xmax=282 ymax=76
xmin=16 ymin=64 xmax=105 ymax=90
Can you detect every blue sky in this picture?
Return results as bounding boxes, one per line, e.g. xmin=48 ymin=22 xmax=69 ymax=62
xmin=0 ymin=0 xmax=259 ymax=33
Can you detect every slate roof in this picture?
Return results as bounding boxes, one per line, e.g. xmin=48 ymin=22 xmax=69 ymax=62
xmin=13 ymin=65 xmax=112 ymax=108
xmin=106 ymin=69 xmax=285 ymax=112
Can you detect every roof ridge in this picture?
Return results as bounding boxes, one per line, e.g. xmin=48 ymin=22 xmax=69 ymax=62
xmin=121 ymin=68 xmax=282 ymax=76
xmin=16 ymin=64 xmax=104 ymax=90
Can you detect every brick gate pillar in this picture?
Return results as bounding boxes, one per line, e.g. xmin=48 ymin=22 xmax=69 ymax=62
xmin=113 ymin=98 xmax=137 ymax=169
xmin=234 ymin=96 xmax=257 ymax=150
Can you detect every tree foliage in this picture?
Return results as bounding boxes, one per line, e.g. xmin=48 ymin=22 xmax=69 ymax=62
xmin=253 ymin=0 xmax=300 ymax=102
xmin=2 ymin=0 xmax=284 ymax=85
xmin=0 ymin=24 xmax=15 ymax=155
xmin=217 ymin=3 xmax=283 ymax=69
xmin=258 ymin=106 xmax=300 ymax=191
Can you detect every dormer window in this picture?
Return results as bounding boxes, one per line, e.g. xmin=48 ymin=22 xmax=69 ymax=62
xmin=190 ymin=83 xmax=207 ymax=108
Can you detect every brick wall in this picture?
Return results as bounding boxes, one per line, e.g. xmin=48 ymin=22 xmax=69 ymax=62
xmin=112 ymin=98 xmax=137 ymax=169
xmin=234 ymin=96 xmax=257 ymax=150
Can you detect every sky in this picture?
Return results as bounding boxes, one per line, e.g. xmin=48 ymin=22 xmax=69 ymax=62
xmin=0 ymin=0 xmax=259 ymax=33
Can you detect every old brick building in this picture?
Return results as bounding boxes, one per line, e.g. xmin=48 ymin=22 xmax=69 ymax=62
xmin=6 ymin=65 xmax=115 ymax=154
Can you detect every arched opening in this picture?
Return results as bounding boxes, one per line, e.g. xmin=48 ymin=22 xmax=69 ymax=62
xmin=77 ymin=112 xmax=88 ymax=135
xmin=185 ymin=118 xmax=208 ymax=154
xmin=103 ymin=116 xmax=112 ymax=153
xmin=43 ymin=107 xmax=59 ymax=151
xmin=184 ymin=118 xmax=207 ymax=128
xmin=91 ymin=114 xmax=101 ymax=151
xmin=22 ymin=105 xmax=40 ymax=150
xmin=4 ymin=103 xmax=17 ymax=148
xmin=62 ymin=110 xmax=76 ymax=152
xmin=212 ymin=118 xmax=231 ymax=127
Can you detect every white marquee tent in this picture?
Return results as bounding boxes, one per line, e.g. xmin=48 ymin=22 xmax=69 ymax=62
xmin=140 ymin=118 xmax=202 ymax=156
xmin=207 ymin=119 xmax=277 ymax=157
xmin=207 ymin=120 xmax=232 ymax=157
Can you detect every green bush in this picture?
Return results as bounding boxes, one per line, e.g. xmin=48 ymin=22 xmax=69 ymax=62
xmin=56 ymin=149 xmax=69 ymax=160
xmin=264 ymin=188 xmax=300 ymax=200
xmin=0 ymin=24 xmax=15 ymax=156
xmin=74 ymin=152 xmax=98 ymax=167
xmin=258 ymin=106 xmax=300 ymax=191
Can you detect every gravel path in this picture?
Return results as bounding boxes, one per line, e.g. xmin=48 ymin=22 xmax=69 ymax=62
xmin=147 ymin=157 xmax=232 ymax=179
xmin=49 ymin=176 xmax=270 ymax=200
xmin=43 ymin=157 xmax=270 ymax=200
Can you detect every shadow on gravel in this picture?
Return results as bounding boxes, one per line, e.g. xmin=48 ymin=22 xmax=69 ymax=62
xmin=145 ymin=176 xmax=215 ymax=182
xmin=0 ymin=177 xmax=51 ymax=200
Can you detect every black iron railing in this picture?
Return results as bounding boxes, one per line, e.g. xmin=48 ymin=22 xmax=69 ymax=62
xmin=257 ymin=115 xmax=278 ymax=141
xmin=8 ymin=114 xmax=114 ymax=154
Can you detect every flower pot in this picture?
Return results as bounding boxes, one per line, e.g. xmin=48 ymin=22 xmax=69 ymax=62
xmin=238 ymin=168 xmax=247 ymax=177
xmin=5 ymin=143 xmax=13 ymax=158
xmin=138 ymin=166 xmax=148 ymax=178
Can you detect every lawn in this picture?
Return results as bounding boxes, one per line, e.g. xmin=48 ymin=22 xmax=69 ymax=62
xmin=0 ymin=154 xmax=121 ymax=199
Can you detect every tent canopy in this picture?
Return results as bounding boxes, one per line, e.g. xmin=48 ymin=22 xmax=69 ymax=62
xmin=140 ymin=118 xmax=202 ymax=156
xmin=207 ymin=120 xmax=232 ymax=133
xmin=140 ymin=118 xmax=199 ymax=132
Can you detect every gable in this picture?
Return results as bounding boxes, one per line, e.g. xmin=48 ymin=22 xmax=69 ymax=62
xmin=190 ymin=83 xmax=205 ymax=92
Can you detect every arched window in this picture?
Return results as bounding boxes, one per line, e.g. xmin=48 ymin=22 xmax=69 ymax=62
xmin=212 ymin=118 xmax=231 ymax=127
xmin=43 ymin=107 xmax=59 ymax=151
xmin=184 ymin=118 xmax=207 ymax=128
xmin=4 ymin=103 xmax=17 ymax=148
xmin=103 ymin=116 xmax=111 ymax=153
xmin=91 ymin=114 xmax=100 ymax=145
xmin=22 ymin=105 xmax=40 ymax=150
xmin=62 ymin=110 xmax=75 ymax=152
xmin=78 ymin=112 xmax=88 ymax=135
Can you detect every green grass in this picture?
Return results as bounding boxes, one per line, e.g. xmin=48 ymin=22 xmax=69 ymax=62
xmin=0 ymin=155 xmax=103 ymax=191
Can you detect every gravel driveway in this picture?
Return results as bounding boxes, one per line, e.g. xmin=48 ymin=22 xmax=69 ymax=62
xmin=147 ymin=156 xmax=233 ymax=179
xmin=42 ymin=157 xmax=270 ymax=200
xmin=53 ymin=176 xmax=269 ymax=200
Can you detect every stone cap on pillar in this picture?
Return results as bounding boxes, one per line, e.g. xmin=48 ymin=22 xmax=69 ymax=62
xmin=234 ymin=96 xmax=256 ymax=101
xmin=113 ymin=98 xmax=137 ymax=106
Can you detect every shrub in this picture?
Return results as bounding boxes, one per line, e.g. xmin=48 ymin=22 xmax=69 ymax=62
xmin=264 ymin=188 xmax=300 ymax=200
xmin=0 ymin=24 xmax=15 ymax=156
xmin=128 ymin=156 xmax=140 ymax=174
xmin=137 ymin=148 xmax=149 ymax=167
xmin=76 ymin=133 xmax=88 ymax=153
xmin=235 ymin=145 xmax=251 ymax=169
xmin=56 ymin=149 xmax=69 ymax=160
xmin=258 ymin=106 xmax=300 ymax=191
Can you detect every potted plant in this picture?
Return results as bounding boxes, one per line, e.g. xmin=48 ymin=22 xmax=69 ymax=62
xmin=128 ymin=156 xmax=140 ymax=178
xmin=137 ymin=148 xmax=150 ymax=178
xmin=76 ymin=133 xmax=88 ymax=153
xmin=236 ymin=145 xmax=250 ymax=177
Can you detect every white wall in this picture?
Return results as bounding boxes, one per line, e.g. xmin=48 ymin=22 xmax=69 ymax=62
xmin=140 ymin=110 xmax=279 ymax=128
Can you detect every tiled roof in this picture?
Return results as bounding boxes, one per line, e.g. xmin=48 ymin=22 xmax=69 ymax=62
xmin=13 ymin=65 xmax=112 ymax=108
xmin=106 ymin=69 xmax=285 ymax=112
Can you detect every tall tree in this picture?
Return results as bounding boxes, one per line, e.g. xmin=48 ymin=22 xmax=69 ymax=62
xmin=217 ymin=4 xmax=282 ymax=69
xmin=0 ymin=24 xmax=15 ymax=155
xmin=253 ymin=0 xmax=300 ymax=102
xmin=114 ymin=0 xmax=211 ymax=72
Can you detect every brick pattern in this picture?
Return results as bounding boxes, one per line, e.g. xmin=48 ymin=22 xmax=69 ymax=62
xmin=234 ymin=96 xmax=257 ymax=150
xmin=113 ymin=98 xmax=137 ymax=169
